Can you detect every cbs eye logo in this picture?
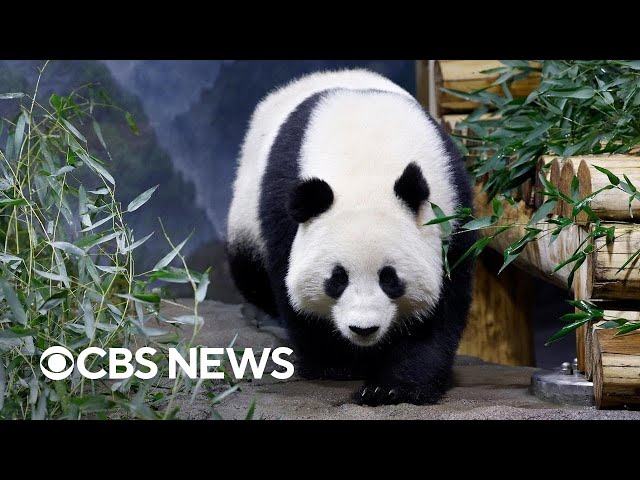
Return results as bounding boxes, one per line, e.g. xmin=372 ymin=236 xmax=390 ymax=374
xmin=40 ymin=346 xmax=75 ymax=380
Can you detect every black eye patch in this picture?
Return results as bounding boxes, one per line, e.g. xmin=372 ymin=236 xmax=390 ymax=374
xmin=324 ymin=264 xmax=349 ymax=299
xmin=379 ymin=266 xmax=405 ymax=299
xmin=394 ymin=162 xmax=429 ymax=216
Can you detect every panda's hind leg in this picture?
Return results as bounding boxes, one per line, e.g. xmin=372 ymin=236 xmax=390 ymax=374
xmin=227 ymin=241 xmax=278 ymax=317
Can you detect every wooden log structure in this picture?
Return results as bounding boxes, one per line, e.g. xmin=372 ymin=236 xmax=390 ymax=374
xmin=592 ymin=325 xmax=640 ymax=409
xmin=476 ymin=157 xmax=640 ymax=407
xmin=425 ymin=60 xmax=640 ymax=408
xmin=434 ymin=60 xmax=540 ymax=116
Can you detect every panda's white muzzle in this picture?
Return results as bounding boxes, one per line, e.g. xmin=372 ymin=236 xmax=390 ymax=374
xmin=331 ymin=285 xmax=398 ymax=347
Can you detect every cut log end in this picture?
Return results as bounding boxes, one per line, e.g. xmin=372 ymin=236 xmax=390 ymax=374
xmin=533 ymin=157 xmax=548 ymax=209
xmin=549 ymin=158 xmax=563 ymax=215
xmin=593 ymin=327 xmax=640 ymax=409
xmin=559 ymin=161 xmax=575 ymax=217
xmin=576 ymin=160 xmax=593 ymax=224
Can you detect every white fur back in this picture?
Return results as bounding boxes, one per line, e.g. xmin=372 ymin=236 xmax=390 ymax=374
xmin=227 ymin=69 xmax=411 ymax=255
xmin=299 ymin=89 xmax=457 ymax=226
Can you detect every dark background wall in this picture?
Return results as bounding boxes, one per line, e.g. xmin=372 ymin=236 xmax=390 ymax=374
xmin=0 ymin=60 xmax=573 ymax=368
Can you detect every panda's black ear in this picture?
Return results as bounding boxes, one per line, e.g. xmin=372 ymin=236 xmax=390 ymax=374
xmin=394 ymin=162 xmax=430 ymax=216
xmin=288 ymin=178 xmax=334 ymax=223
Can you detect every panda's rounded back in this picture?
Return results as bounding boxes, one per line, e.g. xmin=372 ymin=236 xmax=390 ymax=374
xmin=298 ymin=88 xmax=459 ymax=230
xmin=227 ymin=69 xmax=411 ymax=257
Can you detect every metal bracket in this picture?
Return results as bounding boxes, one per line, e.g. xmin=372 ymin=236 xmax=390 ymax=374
xmin=529 ymin=358 xmax=595 ymax=406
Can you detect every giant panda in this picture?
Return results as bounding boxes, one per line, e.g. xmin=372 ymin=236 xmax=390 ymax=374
xmin=226 ymin=69 xmax=475 ymax=406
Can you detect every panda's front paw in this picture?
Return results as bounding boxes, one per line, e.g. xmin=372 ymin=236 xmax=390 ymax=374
xmin=356 ymin=384 xmax=440 ymax=406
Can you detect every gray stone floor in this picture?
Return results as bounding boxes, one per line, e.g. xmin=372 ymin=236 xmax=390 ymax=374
xmin=162 ymin=300 xmax=640 ymax=420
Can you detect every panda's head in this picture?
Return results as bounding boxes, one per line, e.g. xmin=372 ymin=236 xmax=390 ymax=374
xmin=285 ymin=162 xmax=444 ymax=348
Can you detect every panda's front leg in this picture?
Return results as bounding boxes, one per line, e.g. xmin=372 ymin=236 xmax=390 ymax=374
xmin=287 ymin=312 xmax=367 ymax=381
xmin=357 ymin=334 xmax=458 ymax=406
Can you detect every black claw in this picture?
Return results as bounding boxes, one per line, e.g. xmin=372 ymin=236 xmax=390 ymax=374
xmin=361 ymin=387 xmax=368 ymax=397
xmin=374 ymin=386 xmax=381 ymax=395
xmin=388 ymin=389 xmax=396 ymax=399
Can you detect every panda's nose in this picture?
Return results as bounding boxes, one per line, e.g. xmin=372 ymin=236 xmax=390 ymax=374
xmin=349 ymin=325 xmax=379 ymax=336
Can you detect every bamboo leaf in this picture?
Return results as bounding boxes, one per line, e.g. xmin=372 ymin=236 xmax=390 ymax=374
xmin=552 ymin=251 xmax=584 ymax=274
xmin=83 ymin=300 xmax=96 ymax=341
xmin=567 ymin=253 xmax=586 ymax=289
xmin=599 ymin=319 xmax=627 ymax=329
xmin=567 ymin=299 xmax=602 ymax=315
xmin=61 ymin=118 xmax=87 ymax=143
xmin=171 ymin=315 xmax=204 ymax=326
xmin=614 ymin=322 xmax=640 ymax=336
xmin=0 ymin=198 xmax=27 ymax=208
xmin=50 ymin=241 xmax=86 ymax=257
xmin=424 ymin=215 xmax=460 ymax=225
xmin=210 ymin=385 xmax=239 ymax=405
xmin=115 ymin=293 xmax=160 ymax=305
xmin=546 ymin=87 xmax=595 ymax=99
xmin=119 ymin=232 xmax=154 ymax=254
xmin=492 ymin=198 xmax=503 ymax=217
xmin=593 ymin=165 xmax=620 ymax=186
xmin=195 ymin=270 xmax=210 ymax=303
xmin=245 ymin=398 xmax=257 ymax=420
xmin=152 ymin=236 xmax=190 ymax=271
xmin=92 ymin=120 xmax=107 ymax=150
xmin=127 ymin=185 xmax=158 ymax=213
xmin=450 ymin=235 xmax=494 ymax=271
xmin=529 ymin=200 xmax=557 ymax=225
xmin=78 ymin=152 xmax=115 ymax=185
xmin=461 ymin=216 xmax=498 ymax=231
xmin=148 ymin=268 xmax=193 ymax=283
xmin=546 ymin=318 xmax=590 ymax=345
xmin=80 ymin=213 xmax=116 ymax=232
xmin=0 ymin=277 xmax=27 ymax=325
xmin=75 ymin=231 xmax=119 ymax=250
xmin=623 ymin=174 xmax=637 ymax=192
xmin=33 ymin=269 xmax=71 ymax=285
xmin=559 ymin=312 xmax=591 ymax=323
xmin=38 ymin=290 xmax=69 ymax=313
xmin=125 ymin=112 xmax=140 ymax=135
xmin=616 ymin=247 xmax=640 ymax=274
xmin=14 ymin=112 xmax=27 ymax=156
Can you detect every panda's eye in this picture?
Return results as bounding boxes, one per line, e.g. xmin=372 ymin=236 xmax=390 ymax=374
xmin=324 ymin=264 xmax=349 ymax=299
xmin=379 ymin=266 xmax=405 ymax=299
